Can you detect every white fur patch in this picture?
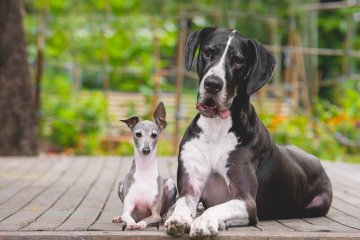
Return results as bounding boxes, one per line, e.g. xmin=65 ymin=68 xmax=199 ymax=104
xmin=121 ymin=151 xmax=159 ymax=222
xmin=190 ymin=199 xmax=249 ymax=237
xmin=199 ymin=30 xmax=236 ymax=103
xmin=181 ymin=115 xmax=237 ymax=192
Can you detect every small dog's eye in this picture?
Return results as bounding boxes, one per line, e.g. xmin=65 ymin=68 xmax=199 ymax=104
xmin=151 ymin=133 xmax=158 ymax=139
xmin=135 ymin=132 xmax=142 ymax=138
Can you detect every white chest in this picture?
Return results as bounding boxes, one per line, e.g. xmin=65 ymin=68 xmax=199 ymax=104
xmin=125 ymin=168 xmax=159 ymax=206
xmin=181 ymin=116 xmax=238 ymax=178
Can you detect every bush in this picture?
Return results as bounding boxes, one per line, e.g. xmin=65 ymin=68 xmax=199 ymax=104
xmin=41 ymin=75 xmax=107 ymax=155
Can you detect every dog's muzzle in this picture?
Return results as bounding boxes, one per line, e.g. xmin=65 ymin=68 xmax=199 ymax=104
xmin=204 ymin=76 xmax=223 ymax=95
xmin=197 ymin=76 xmax=230 ymax=119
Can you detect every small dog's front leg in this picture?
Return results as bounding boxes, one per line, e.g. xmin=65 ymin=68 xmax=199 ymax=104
xmin=121 ymin=212 xmax=137 ymax=230
xmin=116 ymin=201 xmax=137 ymax=230
xmin=136 ymin=214 xmax=162 ymax=229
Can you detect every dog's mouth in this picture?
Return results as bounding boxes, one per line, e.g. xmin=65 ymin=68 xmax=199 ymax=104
xmin=196 ymin=99 xmax=230 ymax=119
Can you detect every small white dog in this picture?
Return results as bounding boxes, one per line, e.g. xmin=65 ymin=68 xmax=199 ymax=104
xmin=112 ymin=102 xmax=177 ymax=230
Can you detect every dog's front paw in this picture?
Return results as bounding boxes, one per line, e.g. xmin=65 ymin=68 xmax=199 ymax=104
xmin=164 ymin=214 xmax=193 ymax=237
xmin=125 ymin=220 xmax=137 ymax=230
xmin=190 ymin=216 xmax=223 ymax=238
xmin=135 ymin=220 xmax=147 ymax=229
xmin=112 ymin=216 xmax=122 ymax=223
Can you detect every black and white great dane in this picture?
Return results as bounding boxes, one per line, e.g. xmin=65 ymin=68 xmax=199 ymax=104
xmin=164 ymin=27 xmax=333 ymax=238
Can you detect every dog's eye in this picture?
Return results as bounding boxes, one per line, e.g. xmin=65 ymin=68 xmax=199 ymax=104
xmin=231 ymin=56 xmax=244 ymax=69
xmin=135 ymin=132 xmax=142 ymax=138
xmin=151 ymin=133 xmax=158 ymax=139
xmin=203 ymin=49 xmax=214 ymax=58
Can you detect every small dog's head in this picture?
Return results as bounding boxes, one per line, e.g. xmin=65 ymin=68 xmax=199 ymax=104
xmin=121 ymin=102 xmax=167 ymax=156
xmin=184 ymin=26 xmax=276 ymax=119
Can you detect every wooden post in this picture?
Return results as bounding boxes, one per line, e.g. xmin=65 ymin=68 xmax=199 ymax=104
xmin=102 ymin=0 xmax=111 ymax=153
xmin=295 ymin=32 xmax=311 ymax=112
xmin=342 ymin=11 xmax=353 ymax=78
xmin=102 ymin=0 xmax=110 ymax=92
xmin=173 ymin=17 xmax=187 ymax=155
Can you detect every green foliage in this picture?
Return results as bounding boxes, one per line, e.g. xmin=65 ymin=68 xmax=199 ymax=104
xmin=23 ymin=0 xmax=360 ymax=160
xmin=41 ymin=73 xmax=107 ymax=155
xmin=314 ymin=79 xmax=360 ymax=155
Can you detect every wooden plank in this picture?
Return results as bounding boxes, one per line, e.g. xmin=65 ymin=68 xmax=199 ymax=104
xmin=331 ymin=180 xmax=360 ymax=206
xmin=331 ymin=198 xmax=360 ymax=220
xmin=326 ymin=207 xmax=360 ymax=230
xmin=23 ymin=158 xmax=105 ymax=231
xmin=0 ymin=158 xmax=22 ymax=172
xmin=277 ymin=218 xmax=330 ymax=232
xmin=0 ymin=157 xmax=86 ymax=231
xmin=324 ymin=166 xmax=360 ymax=208
xmin=257 ymin=220 xmax=294 ymax=232
xmin=0 ymin=158 xmax=72 ymax=224
xmin=57 ymin=157 xmax=121 ymax=231
xmin=88 ymin=157 xmax=132 ymax=231
xmin=1 ymin=231 xmax=360 ymax=240
xmin=0 ymin=159 xmax=54 ymax=205
xmin=324 ymin=163 xmax=360 ymax=186
xmin=303 ymin=215 xmax=360 ymax=233
xmin=227 ymin=226 xmax=260 ymax=232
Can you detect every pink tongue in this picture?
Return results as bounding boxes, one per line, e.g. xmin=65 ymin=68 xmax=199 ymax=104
xmin=219 ymin=109 xmax=230 ymax=119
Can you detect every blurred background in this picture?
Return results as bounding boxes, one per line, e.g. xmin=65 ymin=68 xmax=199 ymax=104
xmin=0 ymin=0 xmax=359 ymax=161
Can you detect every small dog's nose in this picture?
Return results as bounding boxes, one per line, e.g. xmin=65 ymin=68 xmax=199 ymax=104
xmin=142 ymin=147 xmax=151 ymax=155
xmin=204 ymin=77 xmax=223 ymax=94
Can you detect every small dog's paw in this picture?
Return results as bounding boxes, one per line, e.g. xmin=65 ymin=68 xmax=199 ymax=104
xmin=135 ymin=220 xmax=147 ymax=229
xmin=164 ymin=214 xmax=192 ymax=237
xmin=126 ymin=220 xmax=137 ymax=230
xmin=190 ymin=216 xmax=219 ymax=238
xmin=112 ymin=216 xmax=122 ymax=223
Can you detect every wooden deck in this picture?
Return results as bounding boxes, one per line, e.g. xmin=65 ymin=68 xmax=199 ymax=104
xmin=0 ymin=157 xmax=359 ymax=239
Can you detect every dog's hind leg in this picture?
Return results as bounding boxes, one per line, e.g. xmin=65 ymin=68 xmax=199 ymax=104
xmin=303 ymin=192 xmax=332 ymax=217
xmin=117 ymin=181 xmax=124 ymax=202
xmin=160 ymin=178 xmax=177 ymax=222
xmin=113 ymin=181 xmax=125 ymax=224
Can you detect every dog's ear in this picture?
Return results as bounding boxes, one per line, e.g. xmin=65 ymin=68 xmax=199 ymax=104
xmin=246 ymin=39 xmax=277 ymax=95
xmin=120 ymin=116 xmax=139 ymax=130
xmin=153 ymin=102 xmax=167 ymax=131
xmin=184 ymin=26 xmax=218 ymax=71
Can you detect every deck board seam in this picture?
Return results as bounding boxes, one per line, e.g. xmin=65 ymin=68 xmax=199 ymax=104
xmin=331 ymin=206 xmax=360 ymax=221
xmin=0 ymin=159 xmax=74 ymax=224
xmin=275 ymin=220 xmax=297 ymax=232
xmin=86 ymin=158 xmax=122 ymax=231
xmin=53 ymin=158 xmax=108 ymax=230
xmin=333 ymin=196 xmax=360 ymax=211
xmin=17 ymin=157 xmax=89 ymax=231
xmin=0 ymin=160 xmax=51 ymax=205
xmin=325 ymin=215 xmax=360 ymax=231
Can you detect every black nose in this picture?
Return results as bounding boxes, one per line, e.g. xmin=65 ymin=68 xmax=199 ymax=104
xmin=204 ymin=77 xmax=223 ymax=94
xmin=142 ymin=147 xmax=150 ymax=155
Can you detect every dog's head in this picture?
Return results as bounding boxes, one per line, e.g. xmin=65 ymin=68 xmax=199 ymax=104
xmin=185 ymin=27 xmax=276 ymax=119
xmin=120 ymin=102 xmax=167 ymax=156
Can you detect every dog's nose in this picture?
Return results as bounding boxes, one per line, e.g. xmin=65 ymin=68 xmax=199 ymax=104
xmin=204 ymin=77 xmax=223 ymax=94
xmin=142 ymin=147 xmax=150 ymax=155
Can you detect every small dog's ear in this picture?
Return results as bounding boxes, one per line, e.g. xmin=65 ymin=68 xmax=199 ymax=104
xmin=153 ymin=102 xmax=167 ymax=131
xmin=246 ymin=39 xmax=277 ymax=95
xmin=185 ymin=26 xmax=218 ymax=71
xmin=120 ymin=116 xmax=139 ymax=130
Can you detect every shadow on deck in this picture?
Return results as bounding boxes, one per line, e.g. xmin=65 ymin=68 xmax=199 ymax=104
xmin=0 ymin=157 xmax=359 ymax=239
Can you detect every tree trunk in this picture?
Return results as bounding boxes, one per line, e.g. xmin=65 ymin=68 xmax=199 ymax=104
xmin=0 ymin=0 xmax=38 ymax=155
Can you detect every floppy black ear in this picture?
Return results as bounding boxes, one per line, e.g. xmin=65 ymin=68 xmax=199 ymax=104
xmin=153 ymin=102 xmax=167 ymax=131
xmin=120 ymin=116 xmax=139 ymax=130
xmin=246 ymin=39 xmax=277 ymax=95
xmin=184 ymin=27 xmax=218 ymax=71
